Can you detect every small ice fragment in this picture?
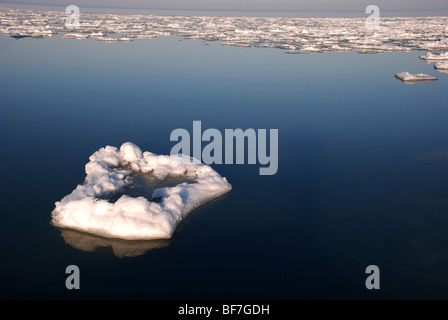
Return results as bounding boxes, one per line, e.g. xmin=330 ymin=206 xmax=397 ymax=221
xmin=300 ymin=45 xmax=321 ymax=53
xmin=394 ymin=72 xmax=437 ymax=83
xmin=89 ymin=32 xmax=105 ymax=38
xmin=61 ymin=33 xmax=89 ymax=39
xmin=434 ymin=62 xmax=448 ymax=70
xmin=59 ymin=228 xmax=171 ymax=258
xmin=118 ymin=36 xmax=133 ymax=42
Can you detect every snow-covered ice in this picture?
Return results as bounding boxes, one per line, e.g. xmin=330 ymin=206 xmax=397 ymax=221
xmin=419 ymin=52 xmax=448 ymax=61
xmin=395 ymin=72 xmax=438 ymax=82
xmin=434 ymin=62 xmax=448 ymax=70
xmin=51 ymin=142 xmax=232 ymax=240
xmin=61 ymin=33 xmax=89 ymax=39
xmin=1 ymin=6 xmax=447 ymax=57
xmin=300 ymin=45 xmax=322 ymax=53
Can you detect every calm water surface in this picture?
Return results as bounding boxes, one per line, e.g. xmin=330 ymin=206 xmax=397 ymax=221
xmin=0 ymin=33 xmax=447 ymax=299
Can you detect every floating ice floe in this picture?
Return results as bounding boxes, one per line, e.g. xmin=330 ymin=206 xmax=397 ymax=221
xmin=300 ymin=45 xmax=322 ymax=53
xmin=395 ymin=72 xmax=438 ymax=83
xmin=96 ymin=36 xmax=133 ymax=42
xmin=434 ymin=62 xmax=448 ymax=70
xmin=118 ymin=36 xmax=133 ymax=42
xmin=32 ymin=27 xmax=55 ymax=36
xmin=61 ymin=33 xmax=89 ymax=39
xmin=96 ymin=36 xmax=120 ymax=42
xmin=358 ymin=50 xmax=383 ymax=54
xmin=51 ymin=142 xmax=232 ymax=240
xmin=89 ymin=31 xmax=105 ymax=38
xmin=330 ymin=44 xmax=351 ymax=52
xmin=419 ymin=52 xmax=448 ymax=61
xmin=133 ymin=33 xmax=157 ymax=39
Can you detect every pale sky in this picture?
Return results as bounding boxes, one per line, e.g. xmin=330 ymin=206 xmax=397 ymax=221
xmin=1 ymin=0 xmax=448 ymax=12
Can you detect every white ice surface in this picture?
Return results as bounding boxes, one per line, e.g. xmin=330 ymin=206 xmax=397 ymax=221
xmin=2 ymin=7 xmax=448 ymax=56
xmin=419 ymin=52 xmax=448 ymax=61
xmin=434 ymin=62 xmax=448 ymax=70
xmin=395 ymin=72 xmax=437 ymax=82
xmin=61 ymin=33 xmax=89 ymax=39
xmin=51 ymin=142 xmax=232 ymax=240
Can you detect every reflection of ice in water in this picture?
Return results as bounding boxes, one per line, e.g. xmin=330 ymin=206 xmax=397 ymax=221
xmin=59 ymin=228 xmax=172 ymax=258
xmin=61 ymin=33 xmax=89 ymax=39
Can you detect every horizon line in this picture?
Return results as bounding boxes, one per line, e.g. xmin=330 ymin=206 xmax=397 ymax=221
xmin=1 ymin=1 xmax=448 ymax=13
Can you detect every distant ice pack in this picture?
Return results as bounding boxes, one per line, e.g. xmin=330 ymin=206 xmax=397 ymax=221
xmin=3 ymin=7 xmax=448 ymax=55
xmin=51 ymin=142 xmax=232 ymax=240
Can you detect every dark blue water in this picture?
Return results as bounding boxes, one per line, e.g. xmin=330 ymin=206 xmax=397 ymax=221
xmin=1 ymin=34 xmax=448 ymax=299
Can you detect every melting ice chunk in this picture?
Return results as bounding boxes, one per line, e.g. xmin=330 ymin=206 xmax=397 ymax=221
xmin=51 ymin=142 xmax=232 ymax=240
xmin=434 ymin=62 xmax=448 ymax=70
xmin=59 ymin=229 xmax=172 ymax=258
xmin=419 ymin=52 xmax=448 ymax=61
xmin=61 ymin=33 xmax=89 ymax=39
xmin=394 ymin=72 xmax=437 ymax=83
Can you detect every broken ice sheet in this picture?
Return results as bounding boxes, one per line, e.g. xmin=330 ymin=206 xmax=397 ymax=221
xmin=434 ymin=62 xmax=448 ymax=73
xmin=51 ymin=142 xmax=232 ymax=240
xmin=419 ymin=52 xmax=448 ymax=61
xmin=395 ymin=72 xmax=437 ymax=83
xmin=2 ymin=7 xmax=448 ymax=57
